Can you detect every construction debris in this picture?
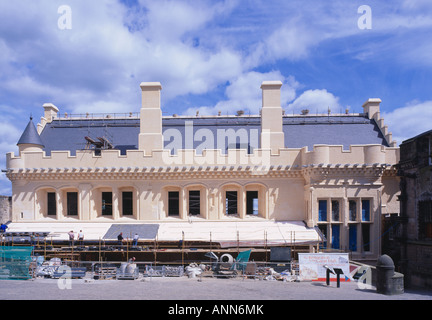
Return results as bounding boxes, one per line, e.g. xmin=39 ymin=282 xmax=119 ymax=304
xmin=185 ymin=263 xmax=202 ymax=278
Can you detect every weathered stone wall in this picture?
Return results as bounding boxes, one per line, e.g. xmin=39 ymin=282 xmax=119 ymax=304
xmin=406 ymin=243 xmax=432 ymax=289
xmin=397 ymin=130 xmax=432 ymax=289
xmin=0 ymin=196 xmax=11 ymax=223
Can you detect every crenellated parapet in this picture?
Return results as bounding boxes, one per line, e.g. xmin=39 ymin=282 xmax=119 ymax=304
xmin=6 ymin=142 xmax=399 ymax=182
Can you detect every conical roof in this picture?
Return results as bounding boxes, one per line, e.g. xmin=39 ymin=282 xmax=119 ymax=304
xmin=17 ymin=117 xmax=44 ymax=148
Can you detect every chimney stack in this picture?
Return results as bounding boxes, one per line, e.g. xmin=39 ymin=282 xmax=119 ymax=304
xmin=138 ymin=82 xmax=163 ymax=153
xmin=260 ymin=81 xmax=285 ymax=153
xmin=362 ymin=98 xmax=381 ymax=119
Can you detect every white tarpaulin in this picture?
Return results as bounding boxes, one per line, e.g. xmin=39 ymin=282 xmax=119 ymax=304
xmin=156 ymin=220 xmax=322 ymax=247
xmin=6 ymin=220 xmax=322 ymax=247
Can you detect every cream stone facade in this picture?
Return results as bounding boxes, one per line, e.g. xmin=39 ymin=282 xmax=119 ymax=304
xmin=5 ymin=81 xmax=400 ymax=260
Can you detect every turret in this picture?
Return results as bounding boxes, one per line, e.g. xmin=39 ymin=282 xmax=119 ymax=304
xmin=17 ymin=117 xmax=44 ymax=154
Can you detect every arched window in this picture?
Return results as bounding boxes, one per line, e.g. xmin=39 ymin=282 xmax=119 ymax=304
xmin=184 ymin=184 xmax=208 ymax=219
xmin=59 ymin=187 xmax=80 ymax=218
xmin=220 ymin=183 xmax=242 ymax=217
xmin=35 ymin=187 xmax=57 ymax=219
xmin=244 ymin=183 xmax=267 ymax=218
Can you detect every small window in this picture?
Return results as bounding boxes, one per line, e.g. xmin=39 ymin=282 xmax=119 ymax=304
xmin=362 ymin=200 xmax=370 ymax=221
xmin=349 ymin=200 xmax=357 ymax=221
xmin=102 ymin=192 xmax=112 ymax=216
xmin=67 ymin=192 xmax=78 ymax=216
xmin=318 ymin=200 xmax=327 ymax=221
xmin=226 ymin=191 xmax=238 ymax=215
xmin=349 ymin=224 xmax=357 ymax=251
xmin=246 ymin=191 xmax=259 ymax=215
xmin=47 ymin=192 xmax=56 ymax=216
xmin=188 ymin=190 xmax=200 ymax=215
xmin=168 ymin=191 xmax=180 ymax=216
xmin=362 ymin=224 xmax=371 ymax=251
xmin=331 ymin=225 xmax=340 ymax=249
xmin=331 ymin=200 xmax=340 ymax=221
xmin=122 ymin=192 xmax=133 ymax=216
xmin=318 ymin=224 xmax=327 ymax=249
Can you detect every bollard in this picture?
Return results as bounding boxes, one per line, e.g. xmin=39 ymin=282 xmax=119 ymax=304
xmin=376 ymin=254 xmax=404 ymax=295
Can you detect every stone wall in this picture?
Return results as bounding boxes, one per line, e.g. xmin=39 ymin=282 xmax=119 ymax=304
xmin=396 ymin=130 xmax=432 ymax=289
xmin=0 ymin=196 xmax=11 ymax=223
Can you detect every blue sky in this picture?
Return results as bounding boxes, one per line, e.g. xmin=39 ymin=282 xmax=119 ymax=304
xmin=1 ymin=0 xmax=432 ymax=195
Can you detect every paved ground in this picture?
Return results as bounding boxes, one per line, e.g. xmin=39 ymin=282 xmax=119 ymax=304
xmin=1 ymin=275 xmax=431 ymax=301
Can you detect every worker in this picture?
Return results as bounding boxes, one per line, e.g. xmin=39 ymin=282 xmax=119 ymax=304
xmin=0 ymin=223 xmax=8 ymax=233
xmin=132 ymin=233 xmax=139 ymax=247
xmin=117 ymin=232 xmax=124 ymax=246
xmin=68 ymin=230 xmax=74 ymax=247
xmin=78 ymin=230 xmax=84 ymax=247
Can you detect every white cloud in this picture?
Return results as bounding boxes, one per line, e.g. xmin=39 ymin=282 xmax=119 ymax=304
xmin=287 ymin=89 xmax=341 ymax=114
xmin=138 ymin=0 xmax=227 ymax=42
xmin=0 ymin=121 xmax=21 ymax=158
xmin=383 ymin=100 xmax=432 ymax=144
xmin=1 ymin=0 xmax=431 ymax=118
xmin=183 ymin=70 xmax=299 ymax=116
xmin=72 ymin=101 xmax=129 ymax=115
xmin=0 ymin=0 xmax=245 ymax=115
xmin=0 ymin=174 xmax=12 ymax=196
xmin=401 ymin=0 xmax=432 ymax=11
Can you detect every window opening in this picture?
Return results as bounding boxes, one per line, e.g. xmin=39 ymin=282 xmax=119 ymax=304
xmin=318 ymin=200 xmax=327 ymax=221
xmin=188 ymin=190 xmax=200 ymax=215
xmin=122 ymin=192 xmax=133 ymax=216
xmin=361 ymin=224 xmax=371 ymax=252
xmin=47 ymin=192 xmax=56 ymax=216
xmin=67 ymin=192 xmax=78 ymax=216
xmin=246 ymin=191 xmax=259 ymax=215
xmin=331 ymin=200 xmax=340 ymax=221
xmin=226 ymin=191 xmax=238 ymax=215
xmin=102 ymin=192 xmax=113 ymax=216
xmin=318 ymin=224 xmax=327 ymax=249
xmin=362 ymin=200 xmax=370 ymax=221
xmin=168 ymin=191 xmax=180 ymax=216
xmin=331 ymin=225 xmax=340 ymax=249
xmin=349 ymin=224 xmax=357 ymax=251
xmin=349 ymin=200 xmax=357 ymax=221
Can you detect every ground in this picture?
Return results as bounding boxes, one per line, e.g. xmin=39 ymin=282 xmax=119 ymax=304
xmin=1 ymin=276 xmax=431 ymax=301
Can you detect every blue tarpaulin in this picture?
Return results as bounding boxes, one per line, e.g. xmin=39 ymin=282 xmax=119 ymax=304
xmin=0 ymin=246 xmax=33 ymax=280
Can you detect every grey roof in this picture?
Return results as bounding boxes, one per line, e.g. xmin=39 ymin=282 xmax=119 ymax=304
xmin=38 ymin=114 xmax=388 ymax=156
xmin=17 ymin=118 xmax=44 ymax=147
xmin=282 ymin=116 xmax=388 ymax=149
xmin=103 ymin=224 xmax=159 ymax=240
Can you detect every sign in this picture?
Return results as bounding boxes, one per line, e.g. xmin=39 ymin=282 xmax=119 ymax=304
xmin=298 ymin=253 xmax=351 ymax=281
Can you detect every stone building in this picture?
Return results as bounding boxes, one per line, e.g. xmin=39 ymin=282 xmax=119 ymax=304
xmin=4 ymin=81 xmax=400 ymax=260
xmin=393 ymin=130 xmax=432 ymax=287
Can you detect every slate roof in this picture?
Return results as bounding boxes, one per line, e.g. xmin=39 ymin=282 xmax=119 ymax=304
xmin=37 ymin=114 xmax=388 ymax=156
xmin=17 ymin=118 xmax=44 ymax=147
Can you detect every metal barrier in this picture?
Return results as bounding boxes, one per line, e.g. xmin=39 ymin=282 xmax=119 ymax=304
xmin=193 ymin=261 xmax=297 ymax=281
xmin=27 ymin=258 xmax=299 ymax=282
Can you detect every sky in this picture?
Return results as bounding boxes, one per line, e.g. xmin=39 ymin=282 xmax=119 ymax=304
xmin=0 ymin=0 xmax=432 ymax=195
